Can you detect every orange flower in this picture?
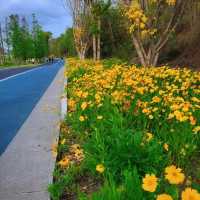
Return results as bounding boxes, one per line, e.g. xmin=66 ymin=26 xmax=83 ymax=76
xmin=152 ymin=96 xmax=161 ymax=103
xmin=190 ymin=116 xmax=196 ymax=126
xmin=58 ymin=156 xmax=70 ymax=168
xmin=165 ymin=165 xmax=185 ymax=184
xmin=156 ymin=194 xmax=173 ymax=200
xmin=182 ymin=188 xmax=200 ymax=200
xmin=142 ymin=108 xmax=150 ymax=114
xmin=142 ymin=174 xmax=158 ymax=192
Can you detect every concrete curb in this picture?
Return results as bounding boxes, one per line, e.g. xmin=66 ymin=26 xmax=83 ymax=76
xmin=60 ymin=65 xmax=67 ymax=120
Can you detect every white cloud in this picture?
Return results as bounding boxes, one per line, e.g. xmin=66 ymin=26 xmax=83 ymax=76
xmin=0 ymin=0 xmax=72 ymax=37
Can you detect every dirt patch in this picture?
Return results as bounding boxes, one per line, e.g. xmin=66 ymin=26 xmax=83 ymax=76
xmin=61 ymin=174 xmax=102 ymax=200
xmin=170 ymin=44 xmax=200 ymax=71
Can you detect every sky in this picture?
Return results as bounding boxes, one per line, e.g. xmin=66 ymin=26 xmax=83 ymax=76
xmin=0 ymin=0 xmax=73 ymax=37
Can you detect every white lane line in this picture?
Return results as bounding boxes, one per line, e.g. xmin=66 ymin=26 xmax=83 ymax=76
xmin=0 ymin=65 xmax=47 ymax=83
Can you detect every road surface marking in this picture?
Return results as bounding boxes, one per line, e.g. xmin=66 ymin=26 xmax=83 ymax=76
xmin=0 ymin=64 xmax=48 ymax=83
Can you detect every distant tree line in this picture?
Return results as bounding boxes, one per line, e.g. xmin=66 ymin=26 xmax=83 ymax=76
xmin=0 ymin=14 xmax=51 ymax=65
xmin=49 ymin=28 xmax=76 ymax=57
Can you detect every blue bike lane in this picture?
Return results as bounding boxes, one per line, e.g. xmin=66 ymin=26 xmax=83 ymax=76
xmin=0 ymin=61 xmax=63 ymax=155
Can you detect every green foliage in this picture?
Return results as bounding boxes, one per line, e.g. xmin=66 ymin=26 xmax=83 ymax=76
xmin=102 ymin=58 xmax=126 ymax=68
xmin=99 ymin=7 xmax=133 ymax=60
xmin=79 ymin=100 xmax=167 ymax=182
xmin=89 ymin=178 xmax=122 ymax=200
xmin=48 ymin=166 xmax=78 ymax=200
xmin=49 ymin=28 xmax=76 ymax=57
xmin=8 ymin=14 xmax=50 ymax=62
xmin=32 ymin=14 xmax=50 ymax=59
xmin=79 ymin=169 xmax=143 ymax=200
xmin=9 ymin=15 xmax=24 ymax=60
xmin=52 ymin=58 xmax=200 ymax=199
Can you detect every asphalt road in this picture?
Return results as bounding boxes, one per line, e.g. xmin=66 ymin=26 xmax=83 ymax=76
xmin=0 ymin=60 xmax=64 ymax=155
xmin=0 ymin=65 xmax=41 ymax=80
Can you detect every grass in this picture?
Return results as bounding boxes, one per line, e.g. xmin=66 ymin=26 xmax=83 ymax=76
xmin=49 ymin=58 xmax=200 ymax=200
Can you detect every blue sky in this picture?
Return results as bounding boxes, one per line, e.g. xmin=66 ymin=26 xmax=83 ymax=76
xmin=0 ymin=0 xmax=73 ymax=37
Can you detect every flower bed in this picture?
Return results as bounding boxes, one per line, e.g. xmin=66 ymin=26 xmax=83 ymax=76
xmin=49 ymin=58 xmax=200 ymax=200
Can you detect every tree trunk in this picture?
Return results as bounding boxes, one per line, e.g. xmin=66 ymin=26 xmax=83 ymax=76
xmin=79 ymin=49 xmax=86 ymax=60
xmin=108 ymin=20 xmax=116 ymax=54
xmin=93 ymin=34 xmax=97 ymax=60
xmin=152 ymin=52 xmax=159 ymax=66
xmin=0 ymin=23 xmax=5 ymax=64
xmin=132 ymin=36 xmax=147 ymax=66
xmin=133 ymin=36 xmax=160 ymax=67
xmin=97 ymin=17 xmax=101 ymax=60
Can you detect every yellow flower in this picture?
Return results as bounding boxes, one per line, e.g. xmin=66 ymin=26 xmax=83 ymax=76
xmin=68 ymin=99 xmax=76 ymax=110
xmin=156 ymin=194 xmax=173 ymax=200
xmin=166 ymin=0 xmax=176 ymax=6
xmin=81 ymin=102 xmax=88 ymax=110
xmin=58 ymin=156 xmax=70 ymax=168
xmin=79 ymin=115 xmax=85 ymax=122
xmin=95 ymin=93 xmax=101 ymax=103
xmin=165 ymin=165 xmax=185 ymax=184
xmin=60 ymin=139 xmax=66 ymax=145
xmin=164 ymin=143 xmax=169 ymax=151
xmin=182 ymin=188 xmax=200 ymax=200
xmin=140 ymin=22 xmax=145 ymax=29
xmin=97 ymin=115 xmax=103 ymax=120
xmin=191 ymin=97 xmax=200 ymax=103
xmin=141 ymin=16 xmax=148 ymax=23
xmin=74 ymin=149 xmax=84 ymax=161
xmin=146 ymin=132 xmax=153 ymax=142
xmin=142 ymin=174 xmax=158 ymax=192
xmin=82 ymin=92 xmax=88 ymax=98
xmin=149 ymin=115 xmax=154 ymax=119
xmin=152 ymin=96 xmax=161 ymax=103
xmin=96 ymin=164 xmax=105 ymax=173
xmin=141 ymin=30 xmax=149 ymax=38
xmin=193 ymin=126 xmax=200 ymax=134
xmin=70 ymin=144 xmax=81 ymax=151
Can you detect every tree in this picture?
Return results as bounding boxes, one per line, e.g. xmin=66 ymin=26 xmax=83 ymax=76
xmin=32 ymin=14 xmax=50 ymax=59
xmin=0 ymin=22 xmax=5 ymax=64
xmin=49 ymin=28 xmax=76 ymax=57
xmin=21 ymin=16 xmax=34 ymax=60
xmin=4 ymin=17 xmax=11 ymax=58
xmin=9 ymin=15 xmax=24 ymax=61
xmin=124 ymin=0 xmax=188 ymax=66
xmin=64 ymin=0 xmax=91 ymax=59
xmin=90 ymin=0 xmax=111 ymax=60
xmin=100 ymin=5 xmax=133 ymax=59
